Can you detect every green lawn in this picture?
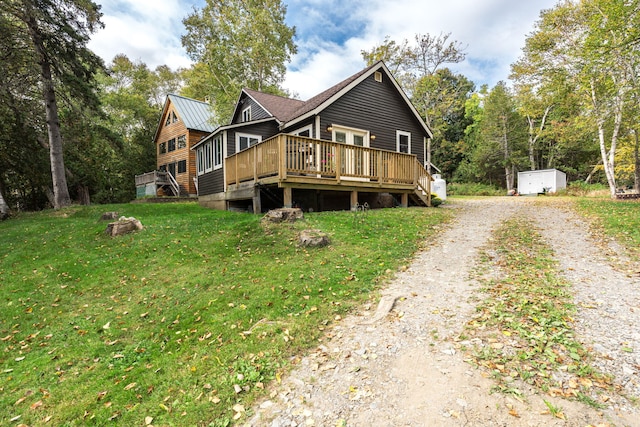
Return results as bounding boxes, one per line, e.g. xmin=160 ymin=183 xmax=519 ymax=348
xmin=576 ymin=198 xmax=640 ymax=261
xmin=0 ymin=203 xmax=451 ymax=426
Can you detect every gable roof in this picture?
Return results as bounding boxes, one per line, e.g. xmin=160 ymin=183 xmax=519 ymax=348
xmin=153 ymin=94 xmax=217 ymax=142
xmin=240 ymin=89 xmax=305 ymax=123
xmin=168 ymin=94 xmax=217 ymax=132
xmin=193 ymin=60 xmax=432 ymax=150
xmin=282 ymin=61 xmax=432 ymax=137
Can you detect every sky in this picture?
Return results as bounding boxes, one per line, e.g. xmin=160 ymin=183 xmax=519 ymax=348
xmin=88 ymin=0 xmax=560 ymax=100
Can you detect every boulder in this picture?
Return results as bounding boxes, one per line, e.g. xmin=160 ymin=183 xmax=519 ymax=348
xmin=298 ymin=229 xmax=330 ymax=248
xmin=262 ymin=208 xmax=304 ymax=223
xmin=100 ymin=211 xmax=119 ymax=221
xmin=105 ymin=216 xmax=143 ymax=237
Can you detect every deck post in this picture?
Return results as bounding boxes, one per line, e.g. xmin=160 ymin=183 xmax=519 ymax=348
xmin=350 ymin=191 xmax=358 ymax=211
xmin=283 ymin=187 xmax=292 ymax=208
xmin=400 ymin=193 xmax=408 ymax=207
xmin=252 ymin=189 xmax=262 ymax=214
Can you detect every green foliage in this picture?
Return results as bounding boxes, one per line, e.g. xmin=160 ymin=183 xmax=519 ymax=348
xmin=181 ymin=0 xmax=297 ymax=122
xmin=0 ymin=203 xmax=451 ymax=425
xmin=563 ymin=181 xmax=609 ymax=197
xmin=447 ymin=182 xmax=504 ymax=196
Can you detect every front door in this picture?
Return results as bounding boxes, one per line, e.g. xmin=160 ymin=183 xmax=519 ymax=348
xmin=332 ymin=126 xmax=369 ymax=180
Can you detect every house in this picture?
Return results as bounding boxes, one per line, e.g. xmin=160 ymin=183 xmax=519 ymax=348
xmin=192 ymin=61 xmax=434 ymax=213
xmin=136 ymin=94 xmax=216 ymax=197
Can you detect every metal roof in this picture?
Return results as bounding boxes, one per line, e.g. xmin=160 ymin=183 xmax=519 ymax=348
xmin=167 ymin=94 xmax=217 ymax=132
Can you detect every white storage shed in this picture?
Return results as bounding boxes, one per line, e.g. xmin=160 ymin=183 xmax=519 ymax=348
xmin=517 ymin=169 xmax=566 ymax=195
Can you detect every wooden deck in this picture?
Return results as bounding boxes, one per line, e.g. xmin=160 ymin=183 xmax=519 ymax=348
xmin=224 ymin=134 xmax=432 ymax=207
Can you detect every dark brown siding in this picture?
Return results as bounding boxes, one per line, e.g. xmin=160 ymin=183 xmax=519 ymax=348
xmin=318 ymin=69 xmax=427 ymax=162
xmin=198 ymin=168 xmax=224 ymax=195
xmin=232 ymin=94 xmax=271 ymax=123
xmin=226 ymin=121 xmax=280 ymax=156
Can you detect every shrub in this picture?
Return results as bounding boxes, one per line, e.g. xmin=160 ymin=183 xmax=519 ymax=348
xmin=430 ymin=194 xmax=443 ymax=207
xmin=448 ymin=182 xmax=504 ymax=196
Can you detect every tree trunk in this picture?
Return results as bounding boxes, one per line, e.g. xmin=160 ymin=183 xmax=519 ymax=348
xmin=26 ymin=11 xmax=71 ymax=209
xmin=635 ymin=130 xmax=640 ymax=193
xmin=77 ymin=185 xmax=91 ymax=205
xmin=591 ymin=79 xmax=619 ymax=198
xmin=0 ymin=187 xmax=9 ymax=219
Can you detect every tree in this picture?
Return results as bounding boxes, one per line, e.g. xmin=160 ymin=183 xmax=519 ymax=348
xmin=1 ymin=0 xmax=104 ymax=208
xmin=477 ymin=82 xmax=527 ymax=191
xmin=413 ymin=69 xmax=475 ymax=177
xmin=182 ymin=0 xmax=296 ymax=122
xmin=513 ymin=0 xmax=640 ymax=197
xmin=362 ymin=33 xmax=467 ymax=176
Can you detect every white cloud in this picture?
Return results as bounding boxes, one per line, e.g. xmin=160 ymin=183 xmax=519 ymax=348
xmin=90 ymin=0 xmax=559 ymax=98
xmin=90 ymin=0 xmax=197 ymax=69
xmin=283 ymin=0 xmax=559 ymax=98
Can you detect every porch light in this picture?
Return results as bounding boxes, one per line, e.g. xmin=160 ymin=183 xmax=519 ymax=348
xmin=370 ymin=135 xmax=376 ymax=140
xmin=326 ymin=125 xmax=333 ymax=132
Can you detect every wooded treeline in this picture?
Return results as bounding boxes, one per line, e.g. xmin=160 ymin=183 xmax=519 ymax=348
xmin=1 ymin=0 xmax=638 ymax=216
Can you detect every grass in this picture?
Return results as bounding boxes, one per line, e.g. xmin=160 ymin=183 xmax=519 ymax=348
xmin=575 ymin=198 xmax=640 ymax=263
xmin=0 ymin=203 xmax=451 ymax=426
xmin=447 ymin=182 xmax=504 ymax=196
xmin=465 ymin=217 xmax=612 ymax=406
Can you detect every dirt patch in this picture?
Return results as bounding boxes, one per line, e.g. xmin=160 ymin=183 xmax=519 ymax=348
xmin=245 ymin=198 xmax=639 ymax=427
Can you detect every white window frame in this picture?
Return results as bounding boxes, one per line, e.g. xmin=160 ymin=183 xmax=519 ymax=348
xmin=292 ymin=124 xmax=312 ymax=137
xmin=241 ymin=107 xmax=251 ymax=122
xmin=196 ymin=146 xmax=205 ymax=176
xmin=236 ymin=133 xmax=261 ymax=152
xmin=331 ymin=124 xmax=370 ymax=147
xmin=213 ymin=135 xmax=223 ymax=170
xmin=204 ymin=141 xmax=213 ymax=173
xmin=396 ymin=130 xmax=411 ymax=154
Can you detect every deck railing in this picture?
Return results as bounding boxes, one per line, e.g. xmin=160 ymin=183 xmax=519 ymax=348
xmin=225 ymin=134 xmax=421 ymax=187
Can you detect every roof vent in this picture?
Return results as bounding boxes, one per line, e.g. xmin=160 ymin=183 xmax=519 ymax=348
xmin=374 ymin=71 xmax=382 ymax=82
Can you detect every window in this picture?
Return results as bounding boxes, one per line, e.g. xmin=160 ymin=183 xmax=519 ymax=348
xmin=236 ymin=133 xmax=261 ymax=152
xmin=159 ymin=164 xmax=166 ymax=172
xmin=165 ymin=111 xmax=177 ymax=126
xmin=204 ymin=141 xmax=213 ymax=172
xmin=177 ymin=160 xmax=187 ymax=174
xmin=213 ymin=135 xmax=223 ymax=170
xmin=177 ymin=135 xmax=186 ymax=149
xmin=397 ymin=131 xmax=411 ymax=154
xmin=168 ymin=138 xmax=176 ymax=152
xmin=159 ymin=142 xmax=166 ymax=154
xmin=293 ymin=125 xmax=312 ymax=137
xmin=374 ymin=71 xmax=383 ymax=82
xmin=241 ymin=107 xmax=251 ymax=122
xmin=196 ymin=147 xmax=204 ymax=175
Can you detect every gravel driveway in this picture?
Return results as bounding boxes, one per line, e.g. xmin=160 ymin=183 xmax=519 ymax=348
xmin=245 ymin=197 xmax=640 ymax=427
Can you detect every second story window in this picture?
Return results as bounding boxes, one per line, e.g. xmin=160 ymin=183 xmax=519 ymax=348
xmin=159 ymin=142 xmax=166 ymax=154
xmin=241 ymin=107 xmax=251 ymax=122
xmin=177 ymin=135 xmax=186 ymax=149
xmin=168 ymin=138 xmax=176 ymax=152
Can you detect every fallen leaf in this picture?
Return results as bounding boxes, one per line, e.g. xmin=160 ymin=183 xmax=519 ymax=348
xmin=30 ymin=400 xmax=43 ymax=410
xmin=145 ymin=416 xmax=153 ymax=425
xmin=124 ymin=382 xmax=137 ymax=391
